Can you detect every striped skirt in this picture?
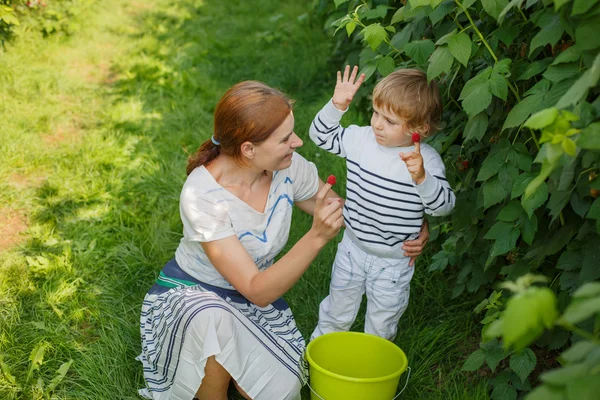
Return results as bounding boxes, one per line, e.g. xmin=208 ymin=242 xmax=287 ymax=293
xmin=137 ymin=259 xmax=307 ymax=400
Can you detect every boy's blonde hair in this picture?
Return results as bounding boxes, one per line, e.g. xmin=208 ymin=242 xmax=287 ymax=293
xmin=372 ymin=69 xmax=442 ymax=137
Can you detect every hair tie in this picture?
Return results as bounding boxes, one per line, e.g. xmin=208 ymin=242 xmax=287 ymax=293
xmin=211 ymin=136 xmax=220 ymax=146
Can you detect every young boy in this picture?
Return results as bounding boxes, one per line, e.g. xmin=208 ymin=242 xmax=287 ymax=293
xmin=310 ymin=66 xmax=455 ymax=340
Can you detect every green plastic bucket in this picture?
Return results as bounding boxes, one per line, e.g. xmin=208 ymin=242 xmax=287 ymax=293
xmin=306 ymin=332 xmax=409 ymax=400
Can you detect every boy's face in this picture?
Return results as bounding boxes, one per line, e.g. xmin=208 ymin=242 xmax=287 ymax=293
xmin=370 ymin=104 xmax=413 ymax=147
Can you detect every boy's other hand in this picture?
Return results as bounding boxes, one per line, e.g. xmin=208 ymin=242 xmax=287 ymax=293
xmin=332 ymin=65 xmax=365 ymax=111
xmin=399 ymin=140 xmax=425 ymax=184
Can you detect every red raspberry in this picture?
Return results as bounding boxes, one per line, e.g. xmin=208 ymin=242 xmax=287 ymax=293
xmin=411 ymin=133 xmax=421 ymax=143
xmin=462 ymin=160 xmax=469 ymax=169
xmin=327 ymin=175 xmax=336 ymax=185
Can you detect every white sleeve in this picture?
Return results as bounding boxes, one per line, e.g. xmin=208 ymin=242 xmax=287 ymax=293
xmin=288 ymin=152 xmax=319 ymax=202
xmin=180 ymin=187 xmax=235 ymax=242
xmin=414 ymin=149 xmax=456 ymax=217
xmin=309 ymin=99 xmax=363 ymax=158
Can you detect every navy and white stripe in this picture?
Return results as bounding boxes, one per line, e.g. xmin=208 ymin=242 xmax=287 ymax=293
xmin=309 ymin=99 xmax=455 ymax=256
xmin=138 ymin=259 xmax=307 ymax=397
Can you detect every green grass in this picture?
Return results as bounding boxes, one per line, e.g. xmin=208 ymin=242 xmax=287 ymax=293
xmin=0 ymin=0 xmax=489 ymax=398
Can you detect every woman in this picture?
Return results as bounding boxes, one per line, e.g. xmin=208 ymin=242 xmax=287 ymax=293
xmin=137 ymin=81 xmax=429 ymax=400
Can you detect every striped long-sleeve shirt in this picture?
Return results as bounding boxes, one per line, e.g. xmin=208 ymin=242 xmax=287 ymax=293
xmin=309 ymin=99 xmax=455 ymax=258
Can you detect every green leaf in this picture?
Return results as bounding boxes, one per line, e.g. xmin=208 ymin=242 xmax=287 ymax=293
xmin=547 ymin=190 xmax=570 ymax=222
xmin=526 ymin=385 xmax=566 ymax=400
xmin=491 ymin=383 xmax=517 ymax=400
xmin=518 ymin=213 xmax=537 ymax=246
xmin=562 ymin=297 xmax=600 ymax=324
xmin=484 ymin=176 xmax=511 ymax=209
xmin=359 ymin=61 xmax=378 ymax=81
xmin=334 ymin=0 xmax=350 ymax=7
xmin=429 ymin=251 xmax=449 ymax=271
xmin=346 ymin=20 xmax=357 ymax=37
xmin=47 ymin=359 xmax=74 ymax=392
xmin=495 ymin=24 xmax=519 ymax=47
xmin=573 ymin=282 xmax=600 ymax=298
xmin=483 ymin=340 xmax=509 ymax=372
xmin=429 ymin=1 xmax=454 ymax=25
xmin=557 ymin=53 xmax=600 ymax=109
xmin=436 ymin=29 xmax=456 ymax=46
xmin=552 ymin=45 xmax=582 ymax=66
xmin=449 ymin=32 xmax=471 ymax=67
xmin=480 ymin=0 xmax=509 ymax=21
xmin=518 ymin=59 xmax=553 ymax=81
xmin=540 ymin=364 xmax=589 ymax=385
xmin=572 ymin=0 xmax=596 ymax=15
xmin=524 ymin=108 xmax=558 ymax=130
xmin=485 ymin=221 xmax=515 ymax=240
xmin=377 ymin=56 xmax=396 ymax=76
xmin=0 ymin=355 xmax=17 ymax=385
xmin=390 ymin=25 xmax=412 ymax=50
xmin=522 ymin=181 xmax=548 ymax=218
xmin=464 ymin=112 xmax=488 ymax=142
xmin=427 ymin=46 xmax=454 ymax=81
xmin=404 ymin=39 xmax=435 ymax=65
xmin=561 ymin=137 xmax=576 ymax=156
xmin=557 ymin=251 xmax=582 ymax=271
xmin=460 ymin=69 xmax=493 ymax=117
xmin=577 ymin=122 xmax=600 ymax=149
xmin=461 ymin=349 xmax=486 ymax=371
xmin=576 ymin=15 xmax=600 ymax=51
xmin=512 ymin=173 xmax=534 ymax=199
xmin=587 ymin=198 xmax=600 ymax=219
xmin=553 ymin=0 xmax=571 ymax=10
xmin=542 ymin=63 xmax=580 ymax=83
xmin=503 ymin=96 xmax=545 ymax=130
xmin=490 ymin=227 xmax=520 ymax=257
xmin=530 ymin=11 xmax=564 ymax=56
xmin=362 ymin=24 xmax=388 ymax=51
xmin=489 ymin=71 xmax=508 ymax=101
xmin=560 ymin=341 xmax=597 ymax=363
xmin=391 ymin=7 xmax=405 ymax=24
xmin=510 ymin=349 xmax=536 ymax=383
xmin=498 ymin=201 xmax=523 ymax=222
xmin=498 ymin=0 xmax=525 ymax=24
xmin=503 ymin=288 xmax=558 ymax=352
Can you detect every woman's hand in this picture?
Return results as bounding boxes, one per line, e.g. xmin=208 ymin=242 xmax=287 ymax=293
xmin=310 ymin=181 xmax=344 ymax=245
xmin=332 ymin=65 xmax=366 ymax=111
xmin=402 ymin=219 xmax=430 ymax=267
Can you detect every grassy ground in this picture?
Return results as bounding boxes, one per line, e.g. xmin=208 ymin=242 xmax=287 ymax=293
xmin=0 ymin=0 xmax=489 ymax=398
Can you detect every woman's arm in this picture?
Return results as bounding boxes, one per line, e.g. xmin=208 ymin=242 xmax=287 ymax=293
xmin=402 ymin=219 xmax=430 ymax=267
xmin=202 ymin=184 xmax=343 ymax=307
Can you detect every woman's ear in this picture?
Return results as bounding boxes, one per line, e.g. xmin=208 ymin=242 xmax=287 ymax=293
xmin=240 ymin=141 xmax=255 ymax=160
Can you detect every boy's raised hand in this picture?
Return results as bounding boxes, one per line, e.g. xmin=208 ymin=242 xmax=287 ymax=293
xmin=332 ymin=65 xmax=366 ymax=111
xmin=400 ymin=137 xmax=426 ymax=184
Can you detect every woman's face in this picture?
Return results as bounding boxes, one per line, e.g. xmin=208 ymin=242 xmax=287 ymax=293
xmin=252 ymin=111 xmax=303 ymax=171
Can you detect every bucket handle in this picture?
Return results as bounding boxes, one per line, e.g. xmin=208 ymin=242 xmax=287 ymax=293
xmin=306 ymin=366 xmax=411 ymax=400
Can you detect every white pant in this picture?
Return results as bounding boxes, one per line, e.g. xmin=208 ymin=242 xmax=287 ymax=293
xmin=312 ymin=232 xmax=414 ymax=341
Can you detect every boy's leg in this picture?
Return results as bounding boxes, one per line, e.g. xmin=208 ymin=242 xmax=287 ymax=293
xmin=311 ymin=234 xmax=367 ymax=340
xmin=364 ymin=256 xmax=414 ymax=340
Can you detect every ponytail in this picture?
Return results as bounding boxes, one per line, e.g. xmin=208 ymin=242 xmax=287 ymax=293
xmin=186 ymin=139 xmax=220 ymax=175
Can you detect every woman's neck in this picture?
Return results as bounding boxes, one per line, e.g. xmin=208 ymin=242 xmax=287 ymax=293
xmin=207 ymin=155 xmax=268 ymax=189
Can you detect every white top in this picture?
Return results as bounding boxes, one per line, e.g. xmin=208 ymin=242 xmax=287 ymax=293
xmin=174 ymin=152 xmax=319 ymax=289
xmin=309 ymin=99 xmax=455 ymax=258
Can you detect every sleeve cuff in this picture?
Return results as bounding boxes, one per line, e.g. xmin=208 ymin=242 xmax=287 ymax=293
xmin=414 ymin=170 xmax=438 ymax=198
xmin=320 ymin=98 xmax=347 ymax=125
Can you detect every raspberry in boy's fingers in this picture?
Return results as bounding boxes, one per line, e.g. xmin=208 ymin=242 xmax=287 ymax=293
xmin=327 ymin=175 xmax=337 ymax=185
xmin=411 ymin=133 xmax=421 ymax=143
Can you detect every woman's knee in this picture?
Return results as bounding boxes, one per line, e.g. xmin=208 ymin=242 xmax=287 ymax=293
xmin=195 ymin=356 xmax=230 ymax=400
